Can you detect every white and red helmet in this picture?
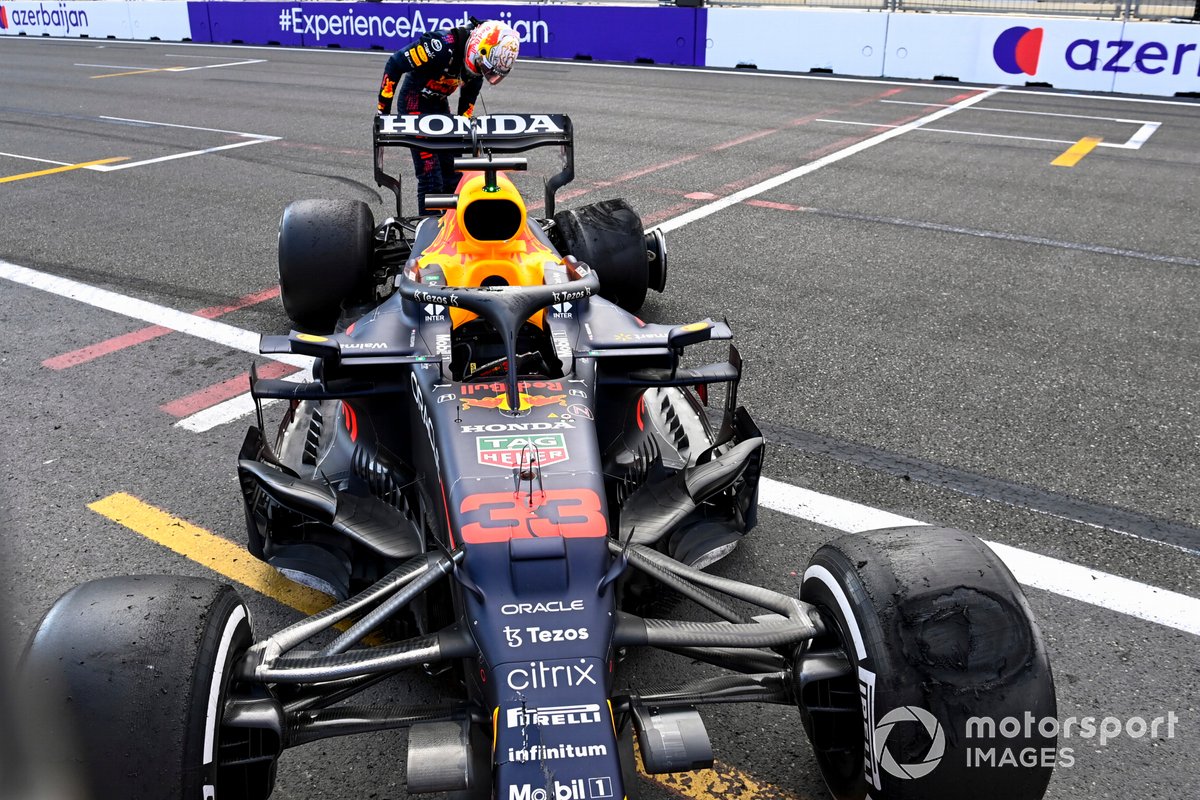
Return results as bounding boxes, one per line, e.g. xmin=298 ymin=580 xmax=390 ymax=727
xmin=465 ymin=21 xmax=520 ymax=85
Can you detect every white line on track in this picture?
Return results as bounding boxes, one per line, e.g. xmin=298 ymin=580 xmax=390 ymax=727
xmin=169 ymin=59 xmax=266 ymax=72
xmin=0 ymin=150 xmax=73 ymax=166
xmin=2 ymin=260 xmax=1198 ymax=635
xmin=174 ymin=369 xmax=311 ymax=433
xmin=75 ymin=59 xmax=265 ymax=72
xmin=655 ymin=88 xmax=1000 ymax=233
xmin=758 ymin=478 xmax=1200 ymax=637
xmin=0 ymin=260 xmax=311 ymax=370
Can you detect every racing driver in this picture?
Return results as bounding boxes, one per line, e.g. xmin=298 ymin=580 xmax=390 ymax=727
xmin=376 ymin=19 xmax=520 ymax=214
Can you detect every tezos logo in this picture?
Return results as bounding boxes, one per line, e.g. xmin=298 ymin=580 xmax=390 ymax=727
xmin=993 ymin=26 xmax=1044 ymax=76
xmin=875 ymin=706 xmax=946 ymax=780
xmin=503 ymin=625 xmax=589 ymax=648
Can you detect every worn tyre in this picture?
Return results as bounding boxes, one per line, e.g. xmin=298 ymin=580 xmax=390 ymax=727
xmin=798 ymin=527 xmax=1056 ymax=800
xmin=278 ymin=198 xmax=374 ymax=332
xmin=22 ymin=575 xmax=275 ymax=800
xmin=554 ymin=199 xmax=656 ymax=313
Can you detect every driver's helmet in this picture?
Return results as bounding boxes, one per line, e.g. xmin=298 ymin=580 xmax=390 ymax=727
xmin=464 ymin=21 xmax=520 ymax=85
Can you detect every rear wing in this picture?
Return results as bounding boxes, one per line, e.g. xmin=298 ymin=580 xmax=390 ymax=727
xmin=373 ymin=113 xmax=574 ymax=217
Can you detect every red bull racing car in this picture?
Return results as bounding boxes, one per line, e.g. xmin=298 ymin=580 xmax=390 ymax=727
xmin=25 ymin=113 xmax=1058 ymax=800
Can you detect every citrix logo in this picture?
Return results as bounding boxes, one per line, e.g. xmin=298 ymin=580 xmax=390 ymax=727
xmin=993 ymin=26 xmax=1044 ymax=76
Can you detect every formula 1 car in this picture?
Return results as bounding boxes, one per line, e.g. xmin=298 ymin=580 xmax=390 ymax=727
xmin=25 ymin=114 xmax=1057 ymax=800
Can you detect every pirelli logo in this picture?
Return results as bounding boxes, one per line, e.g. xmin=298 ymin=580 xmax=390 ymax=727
xmin=407 ymin=44 xmax=430 ymax=66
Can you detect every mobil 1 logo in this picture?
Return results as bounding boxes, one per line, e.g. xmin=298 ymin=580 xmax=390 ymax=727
xmin=510 ymin=777 xmax=613 ymax=800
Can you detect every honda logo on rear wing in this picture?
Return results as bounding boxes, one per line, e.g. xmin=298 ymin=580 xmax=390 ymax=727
xmin=379 ymin=112 xmax=571 ymax=143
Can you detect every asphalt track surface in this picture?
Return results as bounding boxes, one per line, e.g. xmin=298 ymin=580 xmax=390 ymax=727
xmin=2 ymin=37 xmax=1199 ymax=800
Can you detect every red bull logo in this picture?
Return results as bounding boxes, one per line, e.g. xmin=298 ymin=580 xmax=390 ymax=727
xmin=462 ymin=393 xmax=566 ymax=411
xmin=461 ymin=380 xmax=563 ymax=396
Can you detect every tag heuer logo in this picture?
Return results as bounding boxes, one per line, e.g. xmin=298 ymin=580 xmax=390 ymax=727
xmin=477 ymin=434 xmax=569 ymax=469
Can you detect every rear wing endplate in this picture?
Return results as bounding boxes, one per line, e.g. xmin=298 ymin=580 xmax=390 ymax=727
xmin=373 ymin=113 xmax=574 ymax=217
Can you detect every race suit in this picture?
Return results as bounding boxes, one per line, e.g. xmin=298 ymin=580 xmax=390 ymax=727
xmin=377 ymin=25 xmax=484 ymax=215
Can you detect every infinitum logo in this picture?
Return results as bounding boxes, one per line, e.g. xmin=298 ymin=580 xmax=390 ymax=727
xmin=993 ymin=26 xmax=1044 ymax=76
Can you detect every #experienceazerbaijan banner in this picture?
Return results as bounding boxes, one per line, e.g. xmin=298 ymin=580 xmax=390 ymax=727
xmin=187 ymin=2 xmax=706 ymax=65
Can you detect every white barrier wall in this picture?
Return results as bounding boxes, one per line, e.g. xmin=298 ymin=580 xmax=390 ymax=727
xmin=0 ymin=1 xmax=191 ymax=41
xmin=883 ymin=14 xmax=1125 ymax=93
xmin=704 ymin=10 xmax=1200 ymax=97
xmin=1107 ymin=21 xmax=1200 ymax=96
xmin=705 ymin=8 xmax=889 ymax=77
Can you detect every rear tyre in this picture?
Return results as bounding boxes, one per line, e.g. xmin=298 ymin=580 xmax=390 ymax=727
xmin=23 ymin=575 xmax=276 ymax=800
xmin=553 ymin=199 xmax=658 ymax=313
xmin=798 ymin=527 xmax=1056 ymax=800
xmin=278 ymin=199 xmax=374 ymax=332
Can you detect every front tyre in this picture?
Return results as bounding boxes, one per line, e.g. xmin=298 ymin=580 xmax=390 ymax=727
xmin=798 ymin=527 xmax=1056 ymax=800
xmin=23 ymin=575 xmax=276 ymax=800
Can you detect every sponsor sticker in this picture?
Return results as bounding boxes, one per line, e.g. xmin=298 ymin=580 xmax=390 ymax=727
xmin=505 ymin=703 xmax=602 ymax=728
xmin=505 ymin=659 xmax=597 ymax=691
xmin=503 ymin=626 xmax=589 ymax=648
xmin=507 ymin=743 xmax=608 ymax=762
xmin=501 ymin=599 xmax=584 ymax=616
xmin=509 ymin=777 xmax=612 ymax=800
xmin=477 ymin=433 xmax=568 ymax=468
xmin=566 ymin=404 xmax=593 ymax=420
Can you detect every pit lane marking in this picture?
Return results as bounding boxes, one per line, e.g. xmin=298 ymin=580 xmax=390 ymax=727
xmin=88 ymin=492 xmax=333 ymax=615
xmin=1052 ymin=137 xmax=1103 ymax=167
xmin=0 ymin=156 xmax=127 ymax=184
xmin=877 ymin=100 xmax=1161 ymax=150
xmin=160 ymin=361 xmax=301 ymax=418
xmin=43 ymin=285 xmax=281 ymax=370
xmin=0 ymin=259 xmax=310 ymax=368
xmin=82 ymin=116 xmax=280 ymax=172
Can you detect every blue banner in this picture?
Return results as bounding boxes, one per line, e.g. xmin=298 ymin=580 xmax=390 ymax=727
xmin=186 ymin=3 xmax=705 ymax=65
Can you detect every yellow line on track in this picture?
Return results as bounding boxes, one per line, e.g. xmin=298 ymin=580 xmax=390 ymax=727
xmin=1052 ymin=136 xmax=1102 ymax=167
xmin=90 ymin=67 xmax=184 ymax=79
xmin=88 ymin=492 xmax=333 ymax=615
xmin=0 ymin=157 xmax=127 ymax=184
